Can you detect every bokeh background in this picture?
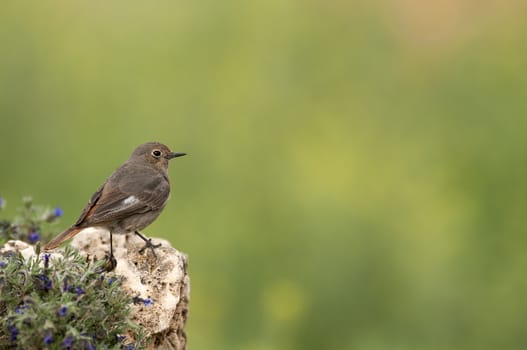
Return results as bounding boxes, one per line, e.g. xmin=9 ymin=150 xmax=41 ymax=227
xmin=1 ymin=1 xmax=527 ymax=349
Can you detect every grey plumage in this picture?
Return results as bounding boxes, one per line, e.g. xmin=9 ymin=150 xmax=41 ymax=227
xmin=43 ymin=142 xmax=186 ymax=266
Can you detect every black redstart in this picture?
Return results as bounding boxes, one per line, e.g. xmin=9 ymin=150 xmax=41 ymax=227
xmin=44 ymin=142 xmax=186 ymax=270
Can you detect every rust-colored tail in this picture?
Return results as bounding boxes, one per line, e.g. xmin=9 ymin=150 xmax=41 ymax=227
xmin=43 ymin=226 xmax=84 ymax=251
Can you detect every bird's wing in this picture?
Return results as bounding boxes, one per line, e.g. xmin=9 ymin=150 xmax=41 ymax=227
xmin=74 ymin=184 xmax=104 ymax=226
xmin=77 ymin=165 xmax=170 ymax=226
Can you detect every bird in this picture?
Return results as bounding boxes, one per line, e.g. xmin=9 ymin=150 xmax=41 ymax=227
xmin=43 ymin=142 xmax=186 ymax=270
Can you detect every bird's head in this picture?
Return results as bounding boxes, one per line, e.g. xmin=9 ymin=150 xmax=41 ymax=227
xmin=131 ymin=142 xmax=186 ymax=171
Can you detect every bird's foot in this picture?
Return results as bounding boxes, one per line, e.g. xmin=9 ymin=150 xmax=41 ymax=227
xmin=135 ymin=231 xmax=162 ymax=257
xmin=102 ymin=253 xmax=117 ymax=272
xmin=138 ymin=238 xmax=162 ymax=257
xmin=95 ymin=253 xmax=117 ymax=272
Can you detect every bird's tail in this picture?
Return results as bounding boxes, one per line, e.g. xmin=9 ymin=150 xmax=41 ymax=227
xmin=43 ymin=226 xmax=84 ymax=251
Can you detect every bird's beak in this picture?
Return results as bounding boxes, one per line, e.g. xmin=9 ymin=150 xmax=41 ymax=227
xmin=166 ymin=152 xmax=186 ymax=159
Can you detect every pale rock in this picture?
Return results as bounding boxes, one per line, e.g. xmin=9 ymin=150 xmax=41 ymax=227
xmin=0 ymin=230 xmax=190 ymax=350
xmin=0 ymin=240 xmax=63 ymax=265
xmin=70 ymin=228 xmax=190 ymax=350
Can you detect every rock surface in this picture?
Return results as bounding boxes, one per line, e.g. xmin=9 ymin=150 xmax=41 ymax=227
xmin=1 ymin=230 xmax=190 ymax=350
xmin=71 ymin=228 xmax=190 ymax=350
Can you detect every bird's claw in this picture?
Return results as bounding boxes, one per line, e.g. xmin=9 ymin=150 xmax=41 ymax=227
xmin=102 ymin=253 xmax=117 ymax=272
xmin=138 ymin=238 xmax=162 ymax=257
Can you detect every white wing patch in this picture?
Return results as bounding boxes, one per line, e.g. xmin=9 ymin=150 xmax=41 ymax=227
xmin=123 ymin=196 xmax=140 ymax=206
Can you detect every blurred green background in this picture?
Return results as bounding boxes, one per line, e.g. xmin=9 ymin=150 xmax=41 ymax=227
xmin=1 ymin=1 xmax=527 ymax=349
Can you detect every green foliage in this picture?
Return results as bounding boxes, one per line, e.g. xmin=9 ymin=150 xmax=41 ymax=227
xmin=0 ymin=199 xmax=147 ymax=348
xmin=0 ymin=245 xmax=146 ymax=349
xmin=0 ymin=197 xmax=63 ymax=246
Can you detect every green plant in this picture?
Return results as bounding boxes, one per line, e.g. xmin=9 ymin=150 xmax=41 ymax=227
xmin=0 ymin=196 xmax=63 ymax=246
xmin=0 ymin=197 xmax=148 ymax=349
xmin=0 ymin=245 xmax=147 ymax=349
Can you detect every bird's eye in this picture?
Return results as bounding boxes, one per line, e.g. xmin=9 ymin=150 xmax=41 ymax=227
xmin=152 ymin=150 xmax=162 ymax=158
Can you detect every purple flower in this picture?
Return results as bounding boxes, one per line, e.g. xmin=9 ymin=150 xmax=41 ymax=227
xmin=132 ymin=295 xmax=154 ymax=306
xmin=36 ymin=274 xmax=52 ymax=290
xmin=9 ymin=326 xmax=18 ymax=341
xmin=28 ymin=231 xmax=41 ymax=243
xmin=15 ymin=305 xmax=28 ymax=314
xmin=43 ymin=253 xmax=51 ymax=268
xmin=75 ymin=286 xmax=85 ymax=295
xmin=62 ymin=336 xmax=74 ymax=348
xmin=54 ymin=207 xmax=64 ymax=217
xmin=63 ymin=277 xmax=73 ymax=293
xmin=116 ymin=334 xmax=127 ymax=342
xmin=44 ymin=333 xmax=53 ymax=345
xmin=58 ymin=306 xmax=68 ymax=317
xmin=108 ymin=277 xmax=117 ymax=285
xmin=0 ymin=261 xmax=6 ymax=268
xmin=7 ymin=321 xmax=18 ymax=341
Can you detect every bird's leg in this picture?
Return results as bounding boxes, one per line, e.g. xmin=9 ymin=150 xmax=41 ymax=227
xmin=135 ymin=231 xmax=162 ymax=257
xmin=103 ymin=231 xmax=117 ymax=272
